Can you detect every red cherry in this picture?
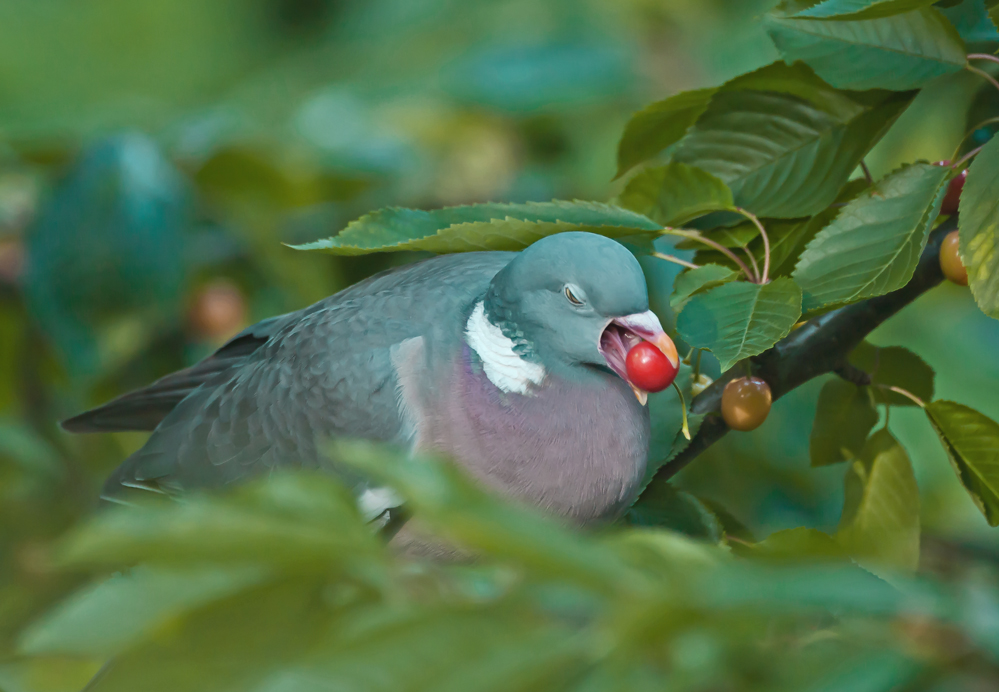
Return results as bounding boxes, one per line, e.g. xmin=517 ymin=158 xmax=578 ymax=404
xmin=933 ymin=160 xmax=967 ymax=216
xmin=625 ymin=341 xmax=678 ymax=392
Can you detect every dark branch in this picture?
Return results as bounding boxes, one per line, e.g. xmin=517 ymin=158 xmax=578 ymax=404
xmin=652 ymin=215 xmax=955 ymax=485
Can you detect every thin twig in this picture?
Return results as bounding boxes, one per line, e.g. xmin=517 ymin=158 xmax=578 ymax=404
xmin=661 ymin=228 xmax=758 ymax=283
xmin=731 ymin=207 xmax=771 ymax=283
xmin=860 ymin=160 xmax=875 ymax=187
xmin=968 ymin=53 xmax=999 ymax=66
xmin=651 ymin=252 xmax=699 ymax=270
xmin=967 ymin=64 xmax=999 ymax=95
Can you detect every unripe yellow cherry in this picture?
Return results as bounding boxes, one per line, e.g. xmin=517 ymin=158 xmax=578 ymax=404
xmin=721 ymin=376 xmax=772 ymax=432
xmin=939 ymin=230 xmax=968 ymax=286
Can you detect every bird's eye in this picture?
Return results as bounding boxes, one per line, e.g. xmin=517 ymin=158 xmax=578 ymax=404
xmin=564 ymin=285 xmax=584 ymax=306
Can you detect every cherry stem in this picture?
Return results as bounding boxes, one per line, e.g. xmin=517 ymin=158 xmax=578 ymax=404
xmin=672 ymin=381 xmax=692 ymax=440
xmin=651 ymin=251 xmax=700 ymax=270
xmin=661 ymin=228 xmax=758 ymax=283
xmin=878 ymin=384 xmax=926 ymax=409
xmin=968 ymin=53 xmax=999 ymax=66
xmin=740 ymin=245 xmax=762 ymax=282
xmin=953 ymin=144 xmax=985 ymax=171
xmin=966 ymin=64 xmax=999 ymax=96
xmin=693 ymin=348 xmax=703 ymax=383
xmin=860 ymin=160 xmax=875 ymax=187
xmin=731 ymin=207 xmax=771 ymax=283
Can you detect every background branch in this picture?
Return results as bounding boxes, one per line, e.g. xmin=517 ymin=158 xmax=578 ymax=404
xmin=651 ymin=215 xmax=956 ymax=485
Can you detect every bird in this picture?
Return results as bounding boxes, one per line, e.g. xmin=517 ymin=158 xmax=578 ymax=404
xmin=63 ymin=231 xmax=679 ymax=528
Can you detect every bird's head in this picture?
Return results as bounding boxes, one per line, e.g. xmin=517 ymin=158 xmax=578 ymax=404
xmin=484 ymin=232 xmax=679 ymax=402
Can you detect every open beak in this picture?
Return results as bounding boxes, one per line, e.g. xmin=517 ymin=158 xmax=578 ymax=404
xmin=598 ymin=310 xmax=679 ymax=406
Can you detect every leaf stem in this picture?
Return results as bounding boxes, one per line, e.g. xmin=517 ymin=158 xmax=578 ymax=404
xmin=968 ymin=53 xmax=999 ymax=66
xmin=661 ymin=228 xmax=758 ymax=283
xmin=651 ymin=252 xmax=699 ymax=270
xmin=740 ymin=245 xmax=762 ymax=283
xmin=966 ymin=64 xmax=999 ymax=96
xmin=860 ymin=160 xmax=875 ymax=187
xmin=672 ymin=381 xmax=691 ymax=440
xmin=953 ymin=144 xmax=985 ymax=171
xmin=877 ymin=384 xmax=926 ymax=409
xmin=731 ymin=207 xmax=771 ymax=283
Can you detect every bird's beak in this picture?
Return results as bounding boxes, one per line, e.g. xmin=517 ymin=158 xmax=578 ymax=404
xmin=598 ymin=310 xmax=679 ymax=406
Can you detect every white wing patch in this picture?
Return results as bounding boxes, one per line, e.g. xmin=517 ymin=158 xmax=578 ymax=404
xmin=358 ymin=486 xmax=403 ymax=527
xmin=465 ymin=301 xmax=545 ymax=395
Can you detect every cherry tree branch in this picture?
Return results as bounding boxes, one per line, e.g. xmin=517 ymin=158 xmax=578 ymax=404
xmin=650 ymin=215 xmax=956 ymax=485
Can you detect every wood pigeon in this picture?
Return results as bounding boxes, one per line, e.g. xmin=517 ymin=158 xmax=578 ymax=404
xmin=64 ymin=232 xmax=679 ymax=525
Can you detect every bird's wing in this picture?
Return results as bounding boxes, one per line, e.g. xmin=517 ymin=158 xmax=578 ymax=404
xmin=62 ymin=317 xmax=286 ymax=433
xmin=98 ymin=252 xmax=512 ymax=500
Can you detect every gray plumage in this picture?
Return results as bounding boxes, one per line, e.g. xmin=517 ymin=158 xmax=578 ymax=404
xmin=66 ymin=232 xmax=672 ymax=524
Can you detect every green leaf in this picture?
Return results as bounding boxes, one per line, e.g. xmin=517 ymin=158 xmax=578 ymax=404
xmin=849 ymin=342 xmax=935 ymax=406
xmin=791 ymin=0 xmax=937 ymax=20
xmin=810 ymin=378 xmax=879 ymax=467
xmin=76 ymin=580 xmax=336 ymax=692
xmin=734 ymin=527 xmax=850 ymax=562
xmin=959 ymin=131 xmax=999 ymax=319
xmin=676 ymin=278 xmax=803 ymax=371
xmin=626 ymin=482 xmax=723 ymax=542
xmin=19 ymin=567 xmax=265 ymax=658
xmin=615 ymin=87 xmax=716 ymax=178
xmin=766 ymin=7 xmax=968 ymax=91
xmin=926 ymin=400 xmax=999 ymax=526
xmin=293 ymin=201 xmax=662 ymax=255
xmin=55 ymin=473 xmax=384 ymax=572
xmin=693 ymin=179 xmax=872 ymax=278
xmin=837 ymin=429 xmax=920 ymax=573
xmin=792 ymin=162 xmax=949 ymax=311
xmin=615 ymin=162 xmax=733 ymax=227
xmin=939 ymin=0 xmax=999 ymax=43
xmin=670 ymin=264 xmax=738 ymax=313
xmin=331 ymin=441 xmax=635 ymax=592
xmin=671 ymin=62 xmax=914 ymax=218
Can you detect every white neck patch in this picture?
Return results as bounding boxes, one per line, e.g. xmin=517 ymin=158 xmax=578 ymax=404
xmin=465 ymin=301 xmax=545 ymax=395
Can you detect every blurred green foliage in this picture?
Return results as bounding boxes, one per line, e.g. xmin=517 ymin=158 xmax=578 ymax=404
xmin=2 ymin=0 xmax=999 ymax=690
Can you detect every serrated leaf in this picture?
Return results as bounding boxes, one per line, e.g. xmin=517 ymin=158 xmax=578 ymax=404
xmin=926 ymin=400 xmax=999 ymax=526
xmin=19 ymin=567 xmax=265 ymax=658
xmin=810 ymin=378 xmax=879 ymax=467
xmin=616 ymin=162 xmax=733 ymax=227
xmin=837 ymin=429 xmax=920 ymax=573
xmin=791 ymin=0 xmax=937 ymax=20
xmin=626 ymin=482 xmax=722 ymax=543
xmin=849 ymin=342 xmax=935 ymax=406
xmin=293 ymin=201 xmax=662 ymax=255
xmin=670 ymin=264 xmax=738 ymax=313
xmin=766 ymin=7 xmax=967 ymax=91
xmin=959 ymin=132 xmax=999 ymax=319
xmin=792 ymin=162 xmax=949 ymax=311
xmin=671 ymin=62 xmax=914 ymax=218
xmin=676 ymin=278 xmax=803 ymax=371
xmin=615 ymin=88 xmax=716 ymax=178
xmin=939 ymin=0 xmax=999 ymax=43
